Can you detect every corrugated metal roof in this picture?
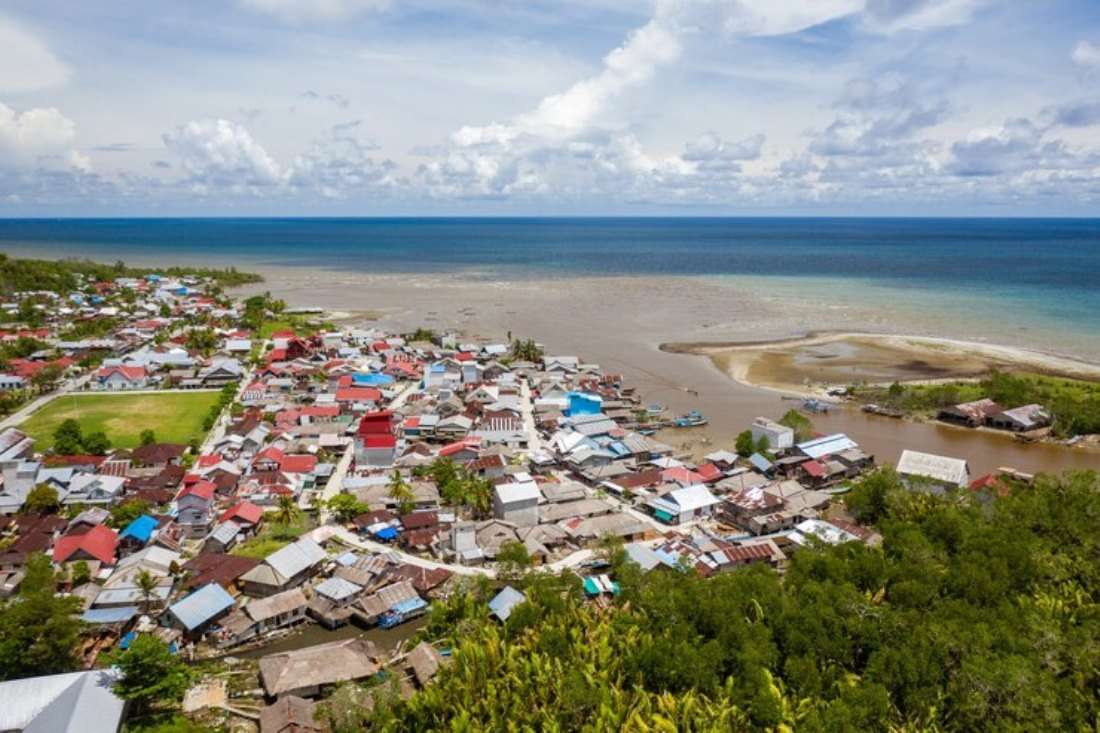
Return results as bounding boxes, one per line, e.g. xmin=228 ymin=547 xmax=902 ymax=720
xmin=315 ymin=577 xmax=363 ymax=602
xmin=168 ymin=583 xmax=235 ymax=631
xmin=265 ymin=537 xmax=327 ymax=581
xmin=488 ymin=585 xmax=526 ymax=621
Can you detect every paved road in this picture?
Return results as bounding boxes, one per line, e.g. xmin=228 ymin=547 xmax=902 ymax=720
xmin=519 ymin=378 xmax=544 ymax=452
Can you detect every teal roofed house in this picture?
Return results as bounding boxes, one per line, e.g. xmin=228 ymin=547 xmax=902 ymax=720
xmin=566 ymin=391 xmax=603 ymax=417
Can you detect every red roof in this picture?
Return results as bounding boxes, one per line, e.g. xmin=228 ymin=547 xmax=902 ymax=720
xmin=218 ymin=501 xmax=264 ymax=526
xmin=267 ymin=349 xmax=288 ymax=361
xmin=801 ymin=460 xmax=827 ymax=478
xmin=53 ymin=524 xmax=118 ymax=565
xmin=271 ymin=330 xmax=297 ymax=339
xmin=455 ymin=352 xmax=474 ymax=361
xmin=336 ymin=387 xmax=381 ymax=402
xmin=255 ymin=447 xmax=285 ymax=465
xmin=439 ymin=438 xmax=480 ymax=458
xmin=178 ymin=480 xmax=216 ymax=501
xmin=301 ymin=406 xmax=340 ymax=418
xmin=696 ymin=464 xmax=723 ymax=483
xmin=97 ymin=365 xmax=146 ymax=381
xmin=281 ymin=454 xmax=318 ymax=474
xmin=358 ymin=411 xmax=394 ymax=435
xmin=660 ymin=466 xmax=705 ymax=485
xmin=361 ymin=434 xmax=397 ymax=449
xmin=197 ymin=454 xmax=221 ymax=468
xmin=336 ymin=375 xmax=353 ymax=388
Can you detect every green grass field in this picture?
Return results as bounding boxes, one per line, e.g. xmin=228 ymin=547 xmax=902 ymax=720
xmin=19 ymin=391 xmax=222 ymax=450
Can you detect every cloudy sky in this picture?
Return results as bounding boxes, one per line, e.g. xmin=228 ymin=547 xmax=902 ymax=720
xmin=2 ymin=0 xmax=1099 ymax=215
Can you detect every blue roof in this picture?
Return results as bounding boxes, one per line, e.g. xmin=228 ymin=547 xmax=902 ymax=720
xmin=82 ymin=606 xmax=139 ymax=625
xmin=749 ymin=453 xmax=773 ymax=473
xmin=353 ymin=373 xmax=394 ymax=386
xmin=168 ymin=583 xmax=235 ymax=631
xmin=488 ymin=585 xmax=526 ymax=622
xmin=119 ymin=515 xmax=158 ymax=543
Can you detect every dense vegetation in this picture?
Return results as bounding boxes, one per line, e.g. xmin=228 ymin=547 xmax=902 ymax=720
xmin=0 ymin=554 xmax=85 ymax=680
xmin=857 ymin=369 xmax=1100 ymax=436
xmin=328 ymin=469 xmax=1099 ymax=732
xmin=0 ymin=252 xmax=262 ymax=295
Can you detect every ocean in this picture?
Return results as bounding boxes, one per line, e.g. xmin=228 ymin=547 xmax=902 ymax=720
xmin=2 ymin=217 xmax=1099 ymax=358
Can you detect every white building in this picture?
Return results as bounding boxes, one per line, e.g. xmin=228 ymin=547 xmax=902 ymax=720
xmin=896 ymin=450 xmax=970 ymax=493
xmin=750 ymin=417 xmax=794 ymax=451
xmin=493 ymin=479 xmax=541 ymax=527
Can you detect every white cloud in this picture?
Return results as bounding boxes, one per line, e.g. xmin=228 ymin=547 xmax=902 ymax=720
xmin=862 ymin=0 xmax=987 ymax=33
xmin=0 ymin=17 xmax=70 ymax=93
xmin=1072 ymin=40 xmax=1100 ymax=69
xmin=0 ymin=103 xmax=76 ymax=155
xmin=163 ymin=119 xmax=286 ymax=191
xmin=240 ymin=0 xmax=389 ymax=23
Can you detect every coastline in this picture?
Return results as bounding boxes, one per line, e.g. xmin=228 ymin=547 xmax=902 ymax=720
xmin=661 ymin=331 xmax=1100 ymax=398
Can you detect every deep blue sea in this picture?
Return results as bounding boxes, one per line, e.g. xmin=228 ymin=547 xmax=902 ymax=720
xmin=1 ymin=217 xmax=1098 ymax=355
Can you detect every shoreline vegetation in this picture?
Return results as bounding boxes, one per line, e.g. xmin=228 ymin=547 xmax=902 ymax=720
xmin=0 ymin=253 xmax=263 ymax=295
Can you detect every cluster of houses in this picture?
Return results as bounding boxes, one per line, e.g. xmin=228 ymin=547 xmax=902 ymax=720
xmin=1 ymin=273 xmax=253 ymax=400
xmin=3 ymin=282 xmax=1027 ymax=731
xmin=938 ymin=397 xmax=1052 ymax=433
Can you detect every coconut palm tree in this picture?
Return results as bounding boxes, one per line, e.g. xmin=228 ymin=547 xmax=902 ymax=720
xmin=273 ymin=495 xmax=301 ymax=526
xmin=387 ymin=469 xmax=416 ymax=515
xmin=134 ymin=569 xmax=160 ymax=614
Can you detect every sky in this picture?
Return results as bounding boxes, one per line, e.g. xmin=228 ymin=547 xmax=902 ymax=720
xmin=1 ymin=0 xmax=1099 ymax=216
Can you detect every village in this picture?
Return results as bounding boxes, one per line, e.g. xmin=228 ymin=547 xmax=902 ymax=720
xmin=0 ymin=267 xmax=1052 ymax=732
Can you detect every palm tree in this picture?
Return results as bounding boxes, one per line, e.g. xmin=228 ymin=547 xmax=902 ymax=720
xmin=387 ymin=469 xmax=416 ymax=515
xmin=273 ymin=495 xmax=301 ymax=526
xmin=134 ymin=569 xmax=159 ymax=615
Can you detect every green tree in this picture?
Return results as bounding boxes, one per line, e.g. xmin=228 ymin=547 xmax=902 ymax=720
xmin=29 ymin=364 xmax=63 ymax=394
xmin=755 ymin=434 xmax=770 ymax=455
xmin=0 ymin=553 xmax=84 ymax=679
xmin=778 ymin=409 xmax=815 ymax=442
xmin=21 ymin=483 xmax=60 ymax=514
xmin=105 ymin=635 xmax=193 ymax=713
xmin=134 ymin=569 xmax=160 ymax=614
xmin=735 ymin=430 xmax=755 ymax=457
xmin=387 ymin=469 xmax=416 ymax=515
xmin=109 ymin=499 xmax=152 ymax=529
xmin=82 ymin=430 xmax=111 ymax=456
xmin=496 ymin=540 xmax=532 ymax=583
xmin=53 ymin=418 xmax=84 ymax=455
xmin=327 ymin=493 xmax=367 ymax=523
xmin=140 ymin=429 xmax=158 ymax=446
xmin=273 ymin=495 xmax=301 ymax=526
xmin=845 ymin=466 xmax=902 ymax=525
xmin=71 ymin=559 xmax=92 ymax=586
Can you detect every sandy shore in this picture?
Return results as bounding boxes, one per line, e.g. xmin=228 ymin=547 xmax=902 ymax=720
xmin=663 ymin=332 xmax=1100 ymax=398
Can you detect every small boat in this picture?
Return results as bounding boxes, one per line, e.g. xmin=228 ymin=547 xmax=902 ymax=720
xmin=801 ymin=398 xmax=830 ymax=414
xmin=862 ymin=404 xmax=904 ymax=418
xmin=673 ymin=411 xmax=709 ymax=428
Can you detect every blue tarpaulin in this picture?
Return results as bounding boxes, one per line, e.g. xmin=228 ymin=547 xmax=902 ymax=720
xmin=119 ymin=515 xmax=158 ymax=543
xmin=373 ymin=526 xmax=398 ymax=541
xmin=353 ymin=373 xmax=394 ymax=386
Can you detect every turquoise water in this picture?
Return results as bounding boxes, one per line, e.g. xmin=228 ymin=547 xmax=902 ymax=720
xmin=1 ymin=217 xmax=1098 ymax=356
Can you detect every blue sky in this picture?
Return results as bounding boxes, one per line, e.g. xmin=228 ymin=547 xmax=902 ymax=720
xmin=1 ymin=0 xmax=1099 ymax=215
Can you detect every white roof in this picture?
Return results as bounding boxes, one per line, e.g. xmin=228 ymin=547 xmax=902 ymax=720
xmin=797 ymin=433 xmax=858 ymax=460
xmin=667 ymin=484 xmax=721 ymax=512
xmin=896 ymin=449 xmax=969 ymax=486
xmin=495 ymin=482 xmax=541 ymax=504
xmin=790 ymin=519 xmax=860 ymax=546
xmin=0 ymin=670 xmax=125 ymax=733
xmin=265 ymin=537 xmax=327 ymax=581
